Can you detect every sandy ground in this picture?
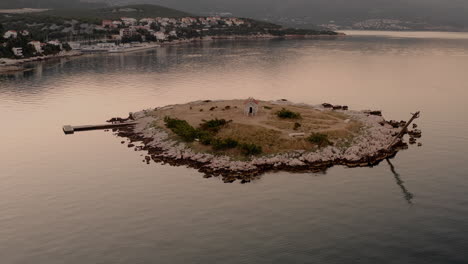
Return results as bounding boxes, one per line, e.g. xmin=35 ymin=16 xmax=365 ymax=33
xmin=149 ymin=99 xmax=361 ymax=155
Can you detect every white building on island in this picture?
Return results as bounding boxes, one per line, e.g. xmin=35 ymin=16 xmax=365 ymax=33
xmin=244 ymin=98 xmax=259 ymax=116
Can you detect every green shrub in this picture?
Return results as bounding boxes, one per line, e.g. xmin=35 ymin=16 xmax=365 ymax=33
xmin=240 ymin=143 xmax=263 ymax=156
xmin=276 ymin=108 xmax=301 ymax=119
xmin=211 ymin=138 xmax=239 ymax=150
xmin=293 ymin=122 xmax=301 ymax=130
xmin=197 ymin=130 xmax=214 ymax=145
xmin=307 ymin=133 xmax=333 ymax=148
xmin=164 ymin=116 xmax=198 ymax=142
xmin=199 ymin=118 xmax=229 ymax=133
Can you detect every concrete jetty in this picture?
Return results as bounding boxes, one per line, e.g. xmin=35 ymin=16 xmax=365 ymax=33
xmin=62 ymin=122 xmax=136 ymax=135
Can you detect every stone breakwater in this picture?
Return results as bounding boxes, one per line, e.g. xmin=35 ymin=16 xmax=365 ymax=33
xmin=112 ymin=100 xmax=415 ymax=183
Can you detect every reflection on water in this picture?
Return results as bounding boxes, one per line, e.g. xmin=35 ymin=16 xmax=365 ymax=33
xmin=386 ymin=158 xmax=414 ymax=204
xmin=1 ymin=31 xmax=468 ymax=264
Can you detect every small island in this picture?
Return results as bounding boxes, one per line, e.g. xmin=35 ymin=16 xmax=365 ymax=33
xmin=113 ymin=99 xmax=421 ymax=182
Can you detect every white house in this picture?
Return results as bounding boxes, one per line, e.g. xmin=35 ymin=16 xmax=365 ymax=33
xmin=169 ymin=30 xmax=177 ymax=37
xmin=112 ymin=20 xmax=123 ymax=27
xmin=47 ymin=40 xmax=63 ymax=49
xmin=153 ymin=32 xmax=167 ymax=41
xmin=3 ymin=30 xmax=18 ymax=39
xmin=68 ymin=42 xmax=81 ymax=50
xmin=119 ymin=28 xmax=135 ymax=38
xmin=20 ymin=30 xmax=30 ymax=36
xmin=28 ymin=41 xmax=43 ymax=53
xmin=12 ymin=47 xmax=23 ymax=57
xmin=244 ymin=98 xmax=259 ymax=116
xmin=140 ymin=18 xmax=155 ymax=25
xmin=121 ymin=17 xmax=137 ymax=26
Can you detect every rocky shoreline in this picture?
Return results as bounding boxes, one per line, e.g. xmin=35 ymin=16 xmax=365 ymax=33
xmin=110 ymin=100 xmax=420 ymax=183
xmin=0 ymin=50 xmax=82 ymax=74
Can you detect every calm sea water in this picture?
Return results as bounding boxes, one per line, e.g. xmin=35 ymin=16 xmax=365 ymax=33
xmin=1 ymin=31 xmax=468 ymax=264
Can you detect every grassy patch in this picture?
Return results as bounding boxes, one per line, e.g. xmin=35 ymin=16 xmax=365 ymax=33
xmin=199 ymin=118 xmax=230 ymax=133
xmin=211 ymin=138 xmax=239 ymax=150
xmin=164 ymin=116 xmax=198 ymax=142
xmin=240 ymin=143 xmax=263 ymax=156
xmin=276 ymin=108 xmax=301 ymax=119
xmin=307 ymin=133 xmax=333 ymax=148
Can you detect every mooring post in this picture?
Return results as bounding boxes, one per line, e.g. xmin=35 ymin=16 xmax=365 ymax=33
xmin=388 ymin=111 xmax=420 ymax=149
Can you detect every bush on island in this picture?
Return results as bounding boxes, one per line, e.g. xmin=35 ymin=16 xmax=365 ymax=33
xmin=197 ymin=130 xmax=214 ymax=145
xmin=164 ymin=116 xmax=198 ymax=142
xmin=240 ymin=143 xmax=263 ymax=156
xmin=276 ymin=108 xmax=301 ymax=119
xmin=211 ymin=138 xmax=239 ymax=151
xmin=307 ymin=133 xmax=333 ymax=148
xmin=199 ymin=118 xmax=230 ymax=133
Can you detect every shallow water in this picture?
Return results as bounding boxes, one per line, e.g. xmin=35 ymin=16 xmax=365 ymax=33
xmin=1 ymin=31 xmax=468 ymax=264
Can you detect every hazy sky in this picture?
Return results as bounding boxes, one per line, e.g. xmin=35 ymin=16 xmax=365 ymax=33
xmin=104 ymin=0 xmax=468 ymax=25
xmin=3 ymin=0 xmax=468 ymax=26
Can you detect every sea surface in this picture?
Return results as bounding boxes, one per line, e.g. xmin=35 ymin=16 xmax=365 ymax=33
xmin=1 ymin=31 xmax=468 ymax=264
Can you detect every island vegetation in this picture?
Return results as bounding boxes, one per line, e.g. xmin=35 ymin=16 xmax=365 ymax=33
xmin=111 ymin=99 xmax=420 ymax=182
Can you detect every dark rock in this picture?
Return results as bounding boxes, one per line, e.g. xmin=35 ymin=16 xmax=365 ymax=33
xmin=223 ymin=178 xmax=236 ymax=183
xmin=128 ymin=144 xmax=135 ymax=148
xmin=369 ymin=110 xmax=382 ymax=116
xmin=107 ymin=117 xmax=127 ymax=123
xmin=342 ymin=106 xmax=349 ymax=110
xmin=413 ymin=123 xmax=418 ymax=128
xmin=388 ymin=120 xmax=400 ymax=128
xmin=203 ymin=100 xmax=212 ymax=103
xmin=409 ymin=137 xmax=417 ymax=144
xmin=280 ymin=99 xmax=288 ymax=101
xmin=121 ymin=141 xmax=125 ymax=144
xmin=332 ymin=105 xmax=342 ymax=110
xmin=408 ymin=129 xmax=422 ymax=138
xmin=322 ymin=103 xmax=333 ymax=108
xmin=417 ymin=142 xmax=422 ymax=147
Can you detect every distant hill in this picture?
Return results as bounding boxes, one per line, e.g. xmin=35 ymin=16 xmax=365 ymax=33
xmin=39 ymin=4 xmax=192 ymax=20
xmin=84 ymin=0 xmax=468 ymax=31
xmin=0 ymin=0 xmax=105 ymax=9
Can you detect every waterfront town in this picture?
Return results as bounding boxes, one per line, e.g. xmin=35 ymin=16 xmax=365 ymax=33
xmin=0 ymin=15 xmax=335 ymax=60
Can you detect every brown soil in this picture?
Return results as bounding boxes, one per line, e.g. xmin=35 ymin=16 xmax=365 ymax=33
xmin=149 ymin=99 xmax=362 ymax=155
